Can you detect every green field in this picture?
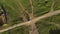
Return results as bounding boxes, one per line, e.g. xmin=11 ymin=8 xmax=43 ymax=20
xmin=0 ymin=0 xmax=60 ymax=34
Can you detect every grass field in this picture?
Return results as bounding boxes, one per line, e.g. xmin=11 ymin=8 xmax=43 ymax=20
xmin=0 ymin=0 xmax=60 ymax=34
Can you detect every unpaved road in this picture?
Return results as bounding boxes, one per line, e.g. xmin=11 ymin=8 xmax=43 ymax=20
xmin=0 ymin=10 xmax=60 ymax=33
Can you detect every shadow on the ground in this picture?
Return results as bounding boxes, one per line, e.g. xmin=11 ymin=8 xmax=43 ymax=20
xmin=49 ymin=29 xmax=60 ymax=34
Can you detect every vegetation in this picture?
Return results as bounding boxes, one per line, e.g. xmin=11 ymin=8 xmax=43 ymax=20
xmin=0 ymin=0 xmax=60 ymax=34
